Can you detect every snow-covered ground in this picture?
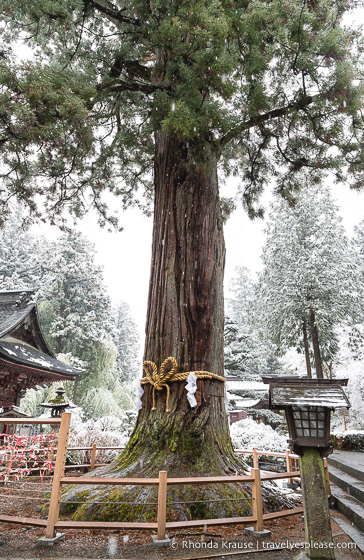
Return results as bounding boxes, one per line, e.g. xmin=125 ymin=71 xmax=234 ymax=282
xmin=230 ymin=417 xmax=288 ymax=453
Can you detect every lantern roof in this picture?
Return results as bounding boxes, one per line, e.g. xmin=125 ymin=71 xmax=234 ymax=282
xmin=40 ymin=388 xmax=75 ymax=410
xmin=261 ymin=376 xmax=350 ymax=410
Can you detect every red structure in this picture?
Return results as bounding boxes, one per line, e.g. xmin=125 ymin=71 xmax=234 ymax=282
xmin=0 ymin=290 xmax=82 ymax=410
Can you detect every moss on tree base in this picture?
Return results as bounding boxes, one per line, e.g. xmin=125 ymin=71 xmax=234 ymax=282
xmin=60 ymin=381 xmax=293 ymax=522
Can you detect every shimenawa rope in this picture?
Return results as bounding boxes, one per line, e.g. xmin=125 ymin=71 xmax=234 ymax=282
xmin=141 ymin=356 xmax=225 ymax=412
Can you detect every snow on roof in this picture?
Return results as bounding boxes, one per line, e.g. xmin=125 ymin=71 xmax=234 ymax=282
xmin=226 ymin=378 xmax=267 ymax=390
xmin=271 ymin=385 xmax=350 ymax=409
xmin=226 ymin=392 xmax=261 ymax=408
xmin=0 ymin=290 xmax=83 ymax=378
xmin=0 ymin=301 xmax=35 ymax=338
xmin=0 ymin=340 xmax=82 ymax=377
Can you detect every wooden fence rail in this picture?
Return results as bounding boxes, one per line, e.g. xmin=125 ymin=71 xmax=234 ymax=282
xmin=1 ymin=413 xmax=333 ymax=543
xmin=65 ymin=445 xmax=300 ymax=474
xmin=52 ymin=467 xmax=302 ymax=540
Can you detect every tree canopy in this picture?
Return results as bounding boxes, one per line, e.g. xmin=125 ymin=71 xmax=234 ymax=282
xmin=0 ymin=0 xmax=363 ymax=226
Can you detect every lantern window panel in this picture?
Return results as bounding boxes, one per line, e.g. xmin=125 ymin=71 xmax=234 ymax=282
xmin=291 ymin=405 xmax=330 ymax=440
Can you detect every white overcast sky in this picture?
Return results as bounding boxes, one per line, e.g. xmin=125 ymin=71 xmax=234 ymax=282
xmin=61 ymin=178 xmax=363 ymax=344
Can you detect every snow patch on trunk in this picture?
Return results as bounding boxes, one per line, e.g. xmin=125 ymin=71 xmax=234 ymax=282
xmin=136 ymin=384 xmax=144 ymax=411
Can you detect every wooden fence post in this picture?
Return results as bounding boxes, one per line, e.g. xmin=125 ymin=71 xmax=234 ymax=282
xmin=252 ymin=448 xmax=259 ymax=469
xmin=323 ymin=458 xmax=332 ymax=502
xmin=90 ymin=444 xmax=97 ymax=471
xmin=157 ymin=471 xmax=168 ymax=541
xmin=47 ymin=445 xmax=55 ymax=474
xmin=251 ymin=468 xmax=264 ymax=532
xmin=45 ymin=413 xmax=71 ymax=539
xmin=5 ymin=449 xmax=13 ymax=477
xmin=286 ymin=450 xmax=293 ymax=484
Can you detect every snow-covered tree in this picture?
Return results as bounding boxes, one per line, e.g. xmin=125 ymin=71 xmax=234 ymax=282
xmin=113 ymin=301 xmax=140 ymax=383
xmin=259 ymin=184 xmax=359 ymax=378
xmin=19 ymin=385 xmax=49 ymax=417
xmin=0 ymin=207 xmax=50 ymax=290
xmin=329 ymin=220 xmax=364 ymax=428
xmin=30 ymin=231 xmax=117 ymax=401
xmin=225 ymin=267 xmax=282 ymax=381
xmin=331 ymin=324 xmax=364 ymax=430
xmin=353 ymin=219 xmax=364 ymax=319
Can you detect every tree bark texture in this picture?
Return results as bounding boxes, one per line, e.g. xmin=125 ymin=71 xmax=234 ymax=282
xmin=309 ymin=307 xmax=323 ymax=379
xmin=144 ymin=132 xmax=225 ymax=374
xmin=302 ymin=319 xmax=312 ymax=378
xmin=61 ymin=133 xmax=292 ymax=521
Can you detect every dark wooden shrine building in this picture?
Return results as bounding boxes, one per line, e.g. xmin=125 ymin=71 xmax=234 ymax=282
xmin=0 ymin=290 xmax=82 ymax=410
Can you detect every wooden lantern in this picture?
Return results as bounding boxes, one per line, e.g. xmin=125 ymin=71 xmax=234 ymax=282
xmin=261 ymin=376 xmax=350 ymax=457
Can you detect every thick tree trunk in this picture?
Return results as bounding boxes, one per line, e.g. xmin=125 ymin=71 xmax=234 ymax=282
xmin=309 ymin=307 xmax=323 ymax=379
xmin=61 ymin=133 xmax=291 ymax=521
xmin=144 ymin=132 xmax=224 ymax=376
xmin=302 ymin=319 xmax=312 ymax=378
xmin=132 ymin=133 xmax=231 ymax=475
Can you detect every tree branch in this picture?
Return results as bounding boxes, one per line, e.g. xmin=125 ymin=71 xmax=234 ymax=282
xmin=87 ymin=0 xmax=140 ymax=27
xmin=218 ymin=94 xmax=319 ymax=150
xmin=97 ymin=77 xmax=169 ymax=95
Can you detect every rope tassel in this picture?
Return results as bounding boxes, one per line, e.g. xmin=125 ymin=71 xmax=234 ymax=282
xmin=141 ymin=357 xmax=225 ymax=413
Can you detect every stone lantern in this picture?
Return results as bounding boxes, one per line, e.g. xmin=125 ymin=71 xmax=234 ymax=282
xmin=40 ymin=388 xmax=74 ymax=418
xmin=262 ymin=376 xmax=350 ymax=560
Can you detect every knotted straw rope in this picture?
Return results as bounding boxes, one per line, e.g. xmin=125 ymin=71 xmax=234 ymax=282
xmin=141 ymin=356 xmax=225 ymax=412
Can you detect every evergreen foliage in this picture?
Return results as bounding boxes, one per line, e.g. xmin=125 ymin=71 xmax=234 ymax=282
xmin=113 ymin=301 xmax=140 ymax=382
xmin=258 ymin=184 xmax=360 ymax=376
xmin=224 ymin=266 xmax=282 ymax=381
xmin=37 ymin=230 xmax=117 ymax=400
xmin=0 ymin=207 xmax=49 ymax=289
xmin=0 ymin=0 xmax=362 ymax=225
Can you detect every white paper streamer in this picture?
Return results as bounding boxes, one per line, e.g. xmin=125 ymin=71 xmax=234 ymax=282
xmin=136 ymin=384 xmax=144 ymax=411
xmin=185 ymin=372 xmax=198 ymax=408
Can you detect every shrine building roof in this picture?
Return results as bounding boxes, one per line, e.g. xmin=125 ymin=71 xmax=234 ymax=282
xmin=0 ymin=290 xmax=82 ymax=378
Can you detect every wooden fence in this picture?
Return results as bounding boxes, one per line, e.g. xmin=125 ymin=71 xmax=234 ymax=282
xmin=0 ymin=412 xmax=332 ymax=542
xmin=66 ymin=445 xmax=300 ymax=474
